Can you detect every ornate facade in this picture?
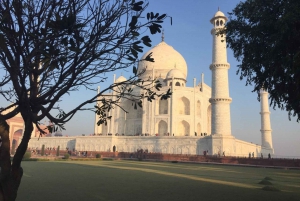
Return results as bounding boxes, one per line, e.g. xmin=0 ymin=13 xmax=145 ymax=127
xmin=22 ymin=10 xmax=274 ymax=156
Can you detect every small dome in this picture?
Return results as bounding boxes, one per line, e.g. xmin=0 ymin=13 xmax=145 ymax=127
xmin=210 ymin=10 xmax=228 ymax=24
xmin=115 ymin=75 xmax=127 ymax=83
xmin=138 ymin=41 xmax=187 ymax=79
xmin=214 ymin=10 xmax=225 ymax=17
xmin=54 ymin=131 xmax=63 ymax=137
xmin=166 ymin=69 xmax=186 ymax=80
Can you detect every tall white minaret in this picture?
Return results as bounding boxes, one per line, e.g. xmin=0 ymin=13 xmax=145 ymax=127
xmin=260 ymin=89 xmax=273 ymax=149
xmin=94 ymin=86 xmax=101 ymax=134
xmin=209 ymin=9 xmax=232 ymax=136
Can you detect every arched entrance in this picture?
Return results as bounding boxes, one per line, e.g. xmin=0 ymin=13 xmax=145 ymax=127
xmin=177 ymin=120 xmax=190 ymax=136
xmin=158 ymin=120 xmax=168 ymax=136
xmin=177 ymin=97 xmax=190 ymax=115
xmin=197 ymin=123 xmax=201 ymax=136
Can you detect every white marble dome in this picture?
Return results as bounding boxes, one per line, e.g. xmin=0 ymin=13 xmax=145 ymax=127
xmin=210 ymin=10 xmax=228 ymax=24
xmin=54 ymin=131 xmax=62 ymax=137
xmin=166 ymin=68 xmax=186 ymax=80
xmin=115 ymin=75 xmax=127 ymax=83
xmin=214 ymin=10 xmax=225 ymax=17
xmin=138 ymin=41 xmax=187 ymax=80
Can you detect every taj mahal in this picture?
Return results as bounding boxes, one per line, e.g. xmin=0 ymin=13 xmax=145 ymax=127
xmin=6 ymin=10 xmax=274 ymax=157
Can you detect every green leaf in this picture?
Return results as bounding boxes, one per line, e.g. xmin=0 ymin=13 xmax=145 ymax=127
xmin=133 ymin=66 xmax=137 ymax=75
xmin=69 ymin=46 xmax=80 ymax=52
xmin=134 ymin=102 xmax=137 ymax=109
xmin=55 ymin=13 xmax=61 ymax=21
xmin=144 ymin=42 xmax=151 ymax=47
xmin=132 ymin=1 xmax=143 ymax=11
xmin=150 ymin=12 xmax=154 ymax=19
xmin=141 ymin=36 xmax=151 ymax=43
xmin=47 ymin=126 xmax=53 ymax=133
xmin=133 ymin=44 xmax=143 ymax=52
xmin=70 ymin=38 xmax=75 ymax=47
xmin=129 ymin=16 xmax=138 ymax=29
xmin=157 ymin=14 xmax=167 ymax=20
xmin=138 ymin=100 xmax=142 ymax=108
xmin=141 ymin=36 xmax=152 ymax=47
xmin=78 ymin=36 xmax=84 ymax=42
xmin=149 ymin=25 xmax=156 ymax=34
xmin=155 ymin=83 xmax=162 ymax=91
xmin=145 ymin=52 xmax=154 ymax=62
xmin=0 ymin=34 xmax=7 ymax=49
xmin=131 ymin=31 xmax=139 ymax=36
xmin=131 ymin=48 xmax=138 ymax=58
xmin=126 ymin=55 xmax=136 ymax=61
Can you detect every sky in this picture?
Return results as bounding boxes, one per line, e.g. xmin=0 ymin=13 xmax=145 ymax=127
xmin=1 ymin=0 xmax=300 ymax=157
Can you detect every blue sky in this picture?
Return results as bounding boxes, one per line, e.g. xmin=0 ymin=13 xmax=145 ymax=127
xmin=1 ymin=0 xmax=299 ymax=157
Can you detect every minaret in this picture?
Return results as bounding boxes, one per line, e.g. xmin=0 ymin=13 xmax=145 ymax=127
xmin=209 ymin=10 xmax=232 ymax=136
xmin=109 ymin=74 xmax=116 ymax=134
xmin=260 ymin=89 xmax=273 ymax=149
xmin=94 ymin=86 xmax=101 ymax=134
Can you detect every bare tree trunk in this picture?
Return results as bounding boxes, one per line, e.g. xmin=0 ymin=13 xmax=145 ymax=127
xmin=0 ymin=116 xmax=12 ymax=201
xmin=0 ymin=115 xmax=32 ymax=201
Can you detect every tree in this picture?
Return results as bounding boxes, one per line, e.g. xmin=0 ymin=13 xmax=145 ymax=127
xmin=223 ymin=0 xmax=300 ymax=120
xmin=0 ymin=0 xmax=171 ymax=200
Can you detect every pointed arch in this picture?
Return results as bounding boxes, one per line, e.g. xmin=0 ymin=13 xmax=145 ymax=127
xmin=177 ymin=120 xmax=190 ymax=136
xmin=197 ymin=100 xmax=201 ymax=117
xmin=122 ymin=99 xmax=141 ymax=119
xmin=121 ymin=100 xmax=143 ymax=135
xmin=178 ymin=97 xmax=190 ymax=115
xmin=158 ymin=120 xmax=168 ymax=135
xmin=102 ymin=124 xmax=108 ymax=135
xmin=197 ymin=123 xmax=201 ymax=135
xmin=159 ymin=99 xmax=168 ymax=114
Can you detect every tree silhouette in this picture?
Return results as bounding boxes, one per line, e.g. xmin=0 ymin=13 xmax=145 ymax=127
xmin=0 ymin=0 xmax=170 ymax=200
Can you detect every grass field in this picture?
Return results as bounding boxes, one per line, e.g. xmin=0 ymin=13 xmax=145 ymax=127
xmin=17 ymin=160 xmax=300 ymax=201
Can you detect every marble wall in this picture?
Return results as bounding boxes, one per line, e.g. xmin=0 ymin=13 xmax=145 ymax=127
xmin=27 ymin=135 xmax=273 ymax=157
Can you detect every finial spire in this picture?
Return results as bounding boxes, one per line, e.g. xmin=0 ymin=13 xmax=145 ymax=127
xmin=218 ymin=7 xmax=220 ymax=11
xmin=161 ymin=29 xmax=165 ymax=41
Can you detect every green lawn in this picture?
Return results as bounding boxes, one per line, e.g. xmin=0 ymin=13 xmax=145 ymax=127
xmin=18 ymin=160 xmax=300 ymax=201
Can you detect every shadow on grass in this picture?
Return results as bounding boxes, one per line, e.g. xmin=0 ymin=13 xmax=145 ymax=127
xmin=17 ymin=161 xmax=300 ymax=201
